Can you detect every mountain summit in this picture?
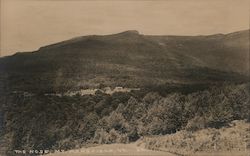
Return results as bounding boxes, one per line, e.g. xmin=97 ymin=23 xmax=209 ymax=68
xmin=116 ymin=30 xmax=140 ymax=35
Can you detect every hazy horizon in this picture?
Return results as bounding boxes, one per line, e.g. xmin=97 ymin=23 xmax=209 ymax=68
xmin=1 ymin=0 xmax=249 ymax=56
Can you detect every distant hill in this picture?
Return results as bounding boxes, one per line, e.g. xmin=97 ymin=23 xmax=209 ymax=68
xmin=0 ymin=30 xmax=249 ymax=93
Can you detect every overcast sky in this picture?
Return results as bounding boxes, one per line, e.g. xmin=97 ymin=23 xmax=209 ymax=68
xmin=0 ymin=0 xmax=249 ymax=56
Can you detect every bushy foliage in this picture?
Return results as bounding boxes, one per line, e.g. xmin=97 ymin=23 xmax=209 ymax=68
xmin=1 ymin=83 xmax=249 ymax=151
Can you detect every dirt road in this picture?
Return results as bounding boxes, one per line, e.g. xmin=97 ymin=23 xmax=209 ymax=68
xmin=46 ymin=143 xmax=177 ymax=156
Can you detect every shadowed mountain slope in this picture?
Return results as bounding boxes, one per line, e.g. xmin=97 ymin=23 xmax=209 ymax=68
xmin=0 ymin=30 xmax=249 ymax=93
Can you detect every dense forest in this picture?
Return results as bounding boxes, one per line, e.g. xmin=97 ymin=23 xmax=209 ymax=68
xmin=1 ymin=82 xmax=249 ymax=151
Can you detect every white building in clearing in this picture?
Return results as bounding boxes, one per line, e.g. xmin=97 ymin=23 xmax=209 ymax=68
xmin=58 ymin=87 xmax=140 ymax=97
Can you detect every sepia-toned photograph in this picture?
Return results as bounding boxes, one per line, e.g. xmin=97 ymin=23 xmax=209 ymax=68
xmin=0 ymin=0 xmax=249 ymax=155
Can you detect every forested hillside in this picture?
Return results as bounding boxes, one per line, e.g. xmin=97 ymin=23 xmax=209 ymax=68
xmin=1 ymin=83 xmax=249 ymax=151
xmin=0 ymin=30 xmax=248 ymax=93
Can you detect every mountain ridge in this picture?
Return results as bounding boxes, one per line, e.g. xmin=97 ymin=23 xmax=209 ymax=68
xmin=0 ymin=30 xmax=249 ymax=93
xmin=32 ymin=29 xmax=248 ymax=53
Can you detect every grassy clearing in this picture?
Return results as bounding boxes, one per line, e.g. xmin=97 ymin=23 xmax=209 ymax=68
xmin=137 ymin=120 xmax=250 ymax=156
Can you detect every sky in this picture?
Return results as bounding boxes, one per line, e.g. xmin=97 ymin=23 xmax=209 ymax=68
xmin=0 ymin=0 xmax=249 ymax=56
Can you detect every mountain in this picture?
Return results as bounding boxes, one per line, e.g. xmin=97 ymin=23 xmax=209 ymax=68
xmin=0 ymin=30 xmax=249 ymax=154
xmin=0 ymin=30 xmax=249 ymax=93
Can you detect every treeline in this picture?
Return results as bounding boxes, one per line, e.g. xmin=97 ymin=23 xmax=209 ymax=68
xmin=93 ymin=83 xmax=249 ymax=144
xmin=1 ymin=83 xmax=249 ymax=151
